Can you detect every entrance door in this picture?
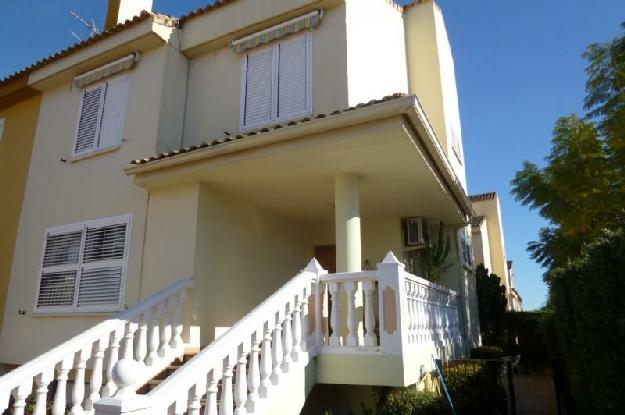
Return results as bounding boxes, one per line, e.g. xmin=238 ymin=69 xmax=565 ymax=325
xmin=314 ymin=245 xmax=336 ymax=273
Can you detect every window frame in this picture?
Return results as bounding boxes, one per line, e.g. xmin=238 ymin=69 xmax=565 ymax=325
xmin=0 ymin=117 xmax=5 ymax=141
xmin=239 ymin=31 xmax=313 ymax=131
xmin=71 ymin=75 xmax=128 ymax=158
xmin=458 ymin=227 xmax=474 ymax=270
xmin=33 ymin=214 xmax=132 ymax=315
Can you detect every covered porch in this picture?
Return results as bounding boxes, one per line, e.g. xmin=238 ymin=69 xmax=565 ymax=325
xmin=127 ymin=95 xmax=473 ymax=347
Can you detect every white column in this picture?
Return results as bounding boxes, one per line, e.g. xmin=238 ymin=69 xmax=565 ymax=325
xmin=334 ymin=173 xmax=361 ymax=273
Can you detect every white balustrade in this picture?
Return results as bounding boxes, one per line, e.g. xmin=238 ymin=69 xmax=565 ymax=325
xmin=140 ymin=259 xmax=326 ymax=415
xmin=0 ymin=279 xmax=193 ymax=414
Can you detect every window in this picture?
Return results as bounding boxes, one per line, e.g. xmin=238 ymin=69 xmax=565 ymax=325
xmin=241 ymin=32 xmax=312 ymax=129
xmin=35 ymin=215 xmax=131 ymax=313
xmin=0 ymin=118 xmax=5 ymax=141
xmin=73 ymin=75 xmax=128 ymax=156
xmin=459 ymin=228 xmax=473 ymax=268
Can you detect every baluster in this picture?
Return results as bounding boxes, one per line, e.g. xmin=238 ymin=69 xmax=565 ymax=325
xmin=234 ymin=345 xmax=248 ymax=415
xmin=363 ymin=280 xmax=377 ymax=346
xmin=344 ymin=281 xmax=358 ymax=346
xmin=189 ymin=378 xmax=205 ymax=415
xmin=102 ymin=328 xmax=123 ymax=397
xmin=300 ymin=286 xmax=310 ymax=354
xmin=219 ymin=355 xmax=234 ymax=415
xmin=327 ymin=281 xmax=341 ymax=347
xmin=70 ymin=347 xmax=91 ymax=415
xmin=205 ymin=369 xmax=219 ymax=415
xmin=86 ymin=336 xmax=108 ymax=413
xmin=417 ymin=286 xmax=426 ymax=343
xmin=270 ymin=314 xmax=284 ymax=385
xmin=291 ymin=298 xmax=302 ymax=361
xmin=259 ymin=324 xmax=273 ymax=398
xmin=34 ymin=369 xmax=54 ymax=415
xmin=171 ymin=289 xmax=186 ymax=352
xmin=135 ymin=312 xmax=149 ymax=364
xmin=408 ymin=283 xmax=417 ymax=343
xmin=12 ymin=381 xmax=32 ymax=415
xmin=281 ymin=305 xmax=293 ymax=372
xmin=174 ymin=397 xmax=187 ymax=415
xmin=159 ymin=298 xmax=174 ymax=358
xmin=123 ymin=321 xmax=138 ymax=361
xmin=246 ymin=334 xmax=261 ymax=412
xmin=53 ymin=358 xmax=72 ymax=415
xmin=146 ymin=304 xmax=161 ymax=366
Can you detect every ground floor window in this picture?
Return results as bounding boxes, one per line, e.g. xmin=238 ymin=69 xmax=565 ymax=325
xmin=35 ymin=214 xmax=131 ymax=313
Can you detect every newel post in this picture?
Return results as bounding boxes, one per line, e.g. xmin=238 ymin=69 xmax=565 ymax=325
xmin=94 ymin=360 xmax=151 ymax=415
xmin=377 ymin=251 xmax=410 ymax=355
xmin=303 ymin=258 xmax=327 ymax=355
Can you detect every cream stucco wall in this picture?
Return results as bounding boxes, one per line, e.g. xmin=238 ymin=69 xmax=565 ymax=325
xmin=472 ymin=197 xmax=509 ymax=294
xmin=404 ymin=1 xmax=467 ymax=190
xmin=0 ymin=46 xmax=174 ymax=364
xmin=345 ymin=0 xmax=408 ymax=106
xmin=181 ymin=3 xmax=349 ymax=146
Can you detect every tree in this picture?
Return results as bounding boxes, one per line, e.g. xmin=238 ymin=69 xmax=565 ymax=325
xmin=511 ymin=22 xmax=625 ymax=271
xmin=475 ymin=264 xmax=507 ymax=345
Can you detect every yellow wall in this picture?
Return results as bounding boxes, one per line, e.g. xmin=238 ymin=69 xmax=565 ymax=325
xmin=0 ymin=95 xmax=41 ymax=334
xmin=0 ymin=46 xmax=174 ymax=364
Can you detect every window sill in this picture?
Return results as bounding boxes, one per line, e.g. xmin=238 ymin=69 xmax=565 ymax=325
xmin=70 ymin=145 xmax=121 ymax=163
xmin=31 ymin=308 xmax=121 ymax=317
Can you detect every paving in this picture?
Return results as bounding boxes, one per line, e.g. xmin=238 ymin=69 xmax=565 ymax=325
xmin=513 ymin=374 xmax=558 ymax=415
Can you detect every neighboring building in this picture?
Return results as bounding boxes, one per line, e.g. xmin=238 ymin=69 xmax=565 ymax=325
xmin=0 ymin=73 xmax=42 ymax=344
xmin=470 ymin=192 xmax=523 ymax=311
xmin=0 ymin=0 xmax=483 ymax=413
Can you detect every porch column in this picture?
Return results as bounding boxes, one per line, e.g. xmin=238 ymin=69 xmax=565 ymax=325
xmin=334 ymin=173 xmax=361 ymax=272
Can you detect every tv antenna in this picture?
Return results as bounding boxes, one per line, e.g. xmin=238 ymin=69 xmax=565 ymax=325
xmin=69 ymin=10 xmax=100 ymax=41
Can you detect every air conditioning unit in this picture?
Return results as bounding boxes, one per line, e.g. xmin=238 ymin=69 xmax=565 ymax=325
xmin=403 ymin=217 xmax=426 ymax=247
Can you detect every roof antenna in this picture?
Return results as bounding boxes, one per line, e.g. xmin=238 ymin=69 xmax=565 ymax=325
xmin=69 ymin=10 xmax=100 ymax=41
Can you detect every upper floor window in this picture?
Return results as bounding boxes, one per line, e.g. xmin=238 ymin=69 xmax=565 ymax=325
xmin=0 ymin=117 xmax=5 ymax=141
xmin=35 ymin=214 xmax=131 ymax=313
xmin=73 ymin=75 xmax=128 ymax=157
xmin=240 ymin=32 xmax=312 ymax=130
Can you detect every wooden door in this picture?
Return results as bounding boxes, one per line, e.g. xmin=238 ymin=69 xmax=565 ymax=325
xmin=314 ymin=245 xmax=336 ymax=273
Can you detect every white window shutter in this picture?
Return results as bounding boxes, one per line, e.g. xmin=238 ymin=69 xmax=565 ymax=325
xmin=77 ymin=222 xmax=128 ymax=307
xmin=74 ymin=86 xmax=105 ymax=155
xmin=98 ymin=76 xmax=128 ymax=150
xmin=243 ymin=48 xmax=274 ymax=128
xmin=37 ymin=231 xmax=82 ymax=308
xmin=277 ymin=34 xmax=309 ymax=120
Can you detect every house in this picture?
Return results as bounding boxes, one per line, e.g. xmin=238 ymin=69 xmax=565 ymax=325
xmin=470 ymin=192 xmax=523 ymax=311
xmin=0 ymin=0 xmax=483 ymax=413
xmin=0 ymin=71 xmax=42 ymax=355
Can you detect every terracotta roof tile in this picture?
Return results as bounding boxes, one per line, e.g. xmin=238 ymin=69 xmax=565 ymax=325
xmin=469 ymin=192 xmax=497 ymax=202
xmin=0 ymin=12 xmax=177 ymax=88
xmin=470 ymin=215 xmax=485 ymax=227
xmin=130 ymin=93 xmax=407 ymax=166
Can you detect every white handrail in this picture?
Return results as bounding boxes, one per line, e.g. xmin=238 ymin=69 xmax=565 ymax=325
xmin=147 ymin=270 xmax=316 ymax=408
xmin=0 ymin=278 xmax=194 ymax=413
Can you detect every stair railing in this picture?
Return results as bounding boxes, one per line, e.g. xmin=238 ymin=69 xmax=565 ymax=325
xmin=95 ymin=260 xmax=326 ymax=415
xmin=0 ymin=278 xmax=194 ymax=415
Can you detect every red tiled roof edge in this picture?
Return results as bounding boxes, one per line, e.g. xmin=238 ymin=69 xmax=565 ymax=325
xmin=130 ymin=93 xmax=407 ymax=166
xmin=0 ymin=11 xmax=177 ymax=88
xmin=469 ymin=192 xmax=497 ymax=202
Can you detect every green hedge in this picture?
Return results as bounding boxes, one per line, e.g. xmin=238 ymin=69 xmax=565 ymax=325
xmin=470 ymin=346 xmax=504 ymax=359
xmin=502 ymin=311 xmax=550 ymax=372
xmin=550 ymin=226 xmax=625 ymax=414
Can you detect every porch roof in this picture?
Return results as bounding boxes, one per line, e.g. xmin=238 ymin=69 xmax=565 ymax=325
xmin=126 ymin=94 xmax=474 ymax=220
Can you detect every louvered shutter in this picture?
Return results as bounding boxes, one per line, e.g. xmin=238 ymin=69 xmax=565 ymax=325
xmin=77 ymin=222 xmax=128 ymax=307
xmin=277 ymin=34 xmax=309 ymax=120
xmin=74 ymin=85 xmax=105 ymax=155
xmin=37 ymin=231 xmax=82 ymax=308
xmin=98 ymin=76 xmax=128 ymax=150
xmin=243 ymin=48 xmax=274 ymax=128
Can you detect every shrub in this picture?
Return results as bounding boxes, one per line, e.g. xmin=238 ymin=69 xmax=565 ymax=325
xmin=376 ymin=389 xmax=447 ymax=415
xmin=549 ymin=226 xmax=625 ymax=414
xmin=470 ymin=346 xmax=504 ymax=359
xmin=443 ymin=360 xmax=508 ymax=415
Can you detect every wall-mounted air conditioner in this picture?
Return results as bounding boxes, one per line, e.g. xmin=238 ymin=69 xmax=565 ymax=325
xmin=403 ymin=217 xmax=426 ymax=247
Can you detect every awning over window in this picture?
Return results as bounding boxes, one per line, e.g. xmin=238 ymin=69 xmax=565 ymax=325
xmin=232 ymin=9 xmax=324 ymax=54
xmin=73 ymin=52 xmax=140 ymax=88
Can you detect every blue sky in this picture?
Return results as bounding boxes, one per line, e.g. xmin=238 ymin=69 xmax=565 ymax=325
xmin=1 ymin=0 xmax=624 ymax=309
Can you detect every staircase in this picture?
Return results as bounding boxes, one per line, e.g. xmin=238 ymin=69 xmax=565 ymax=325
xmin=0 ymin=252 xmax=466 ymax=415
